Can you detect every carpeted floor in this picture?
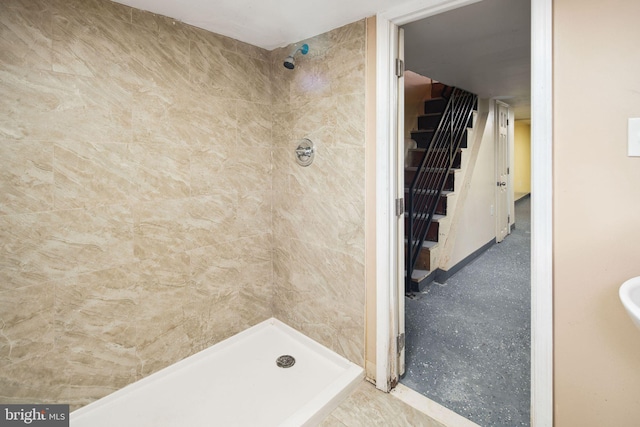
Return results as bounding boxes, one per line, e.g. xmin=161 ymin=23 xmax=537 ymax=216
xmin=401 ymin=196 xmax=531 ymax=427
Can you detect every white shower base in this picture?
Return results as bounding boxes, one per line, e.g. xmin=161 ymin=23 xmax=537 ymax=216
xmin=70 ymin=318 xmax=363 ymax=427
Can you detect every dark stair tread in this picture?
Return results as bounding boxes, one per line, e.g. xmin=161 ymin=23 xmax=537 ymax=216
xmin=404 ymin=188 xmax=453 ymax=197
xmin=410 ymin=132 xmax=470 ymax=149
xmin=412 ymin=126 xmax=473 ymax=133
xmin=407 ymin=148 xmax=462 ymax=153
xmin=423 ymin=98 xmax=448 ymax=113
xmin=418 ymin=112 xmax=442 ymax=118
xmin=410 ymin=269 xmax=431 ymax=282
xmin=405 ymin=148 xmax=462 ymax=170
xmin=421 ymin=240 xmax=438 ymax=249
xmin=404 ymin=212 xmax=445 ymax=222
xmin=405 ymin=238 xmax=438 ymax=248
xmin=405 ymin=166 xmax=458 ymax=173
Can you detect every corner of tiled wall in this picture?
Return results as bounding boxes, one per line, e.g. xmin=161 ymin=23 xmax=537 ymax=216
xmin=0 ymin=0 xmax=367 ymax=409
xmin=271 ymin=20 xmax=367 ymax=367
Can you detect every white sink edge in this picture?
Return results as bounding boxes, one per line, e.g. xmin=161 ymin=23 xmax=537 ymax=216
xmin=619 ymin=276 xmax=640 ymax=330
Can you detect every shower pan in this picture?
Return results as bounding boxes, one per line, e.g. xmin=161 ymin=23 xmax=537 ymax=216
xmin=70 ymin=318 xmax=363 ymax=427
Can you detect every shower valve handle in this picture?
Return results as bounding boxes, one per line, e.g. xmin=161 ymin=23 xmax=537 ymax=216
xmin=294 ymin=138 xmax=315 ymax=167
xmin=296 ymin=147 xmax=313 ymax=157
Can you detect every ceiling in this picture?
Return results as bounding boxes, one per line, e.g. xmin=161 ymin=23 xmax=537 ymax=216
xmin=113 ymin=0 xmax=407 ymax=50
xmin=114 ymin=0 xmax=531 ymax=119
xmin=403 ymin=0 xmax=531 ymax=119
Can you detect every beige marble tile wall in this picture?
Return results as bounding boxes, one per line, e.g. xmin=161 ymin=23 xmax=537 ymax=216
xmin=271 ymin=22 xmax=367 ymax=366
xmin=0 ymin=0 xmax=274 ymax=408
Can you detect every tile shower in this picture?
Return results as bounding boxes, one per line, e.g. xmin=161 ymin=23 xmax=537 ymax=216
xmin=0 ymin=0 xmax=367 ymax=410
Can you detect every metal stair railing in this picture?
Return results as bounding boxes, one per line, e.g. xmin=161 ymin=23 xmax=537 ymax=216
xmin=406 ymin=88 xmax=477 ymax=289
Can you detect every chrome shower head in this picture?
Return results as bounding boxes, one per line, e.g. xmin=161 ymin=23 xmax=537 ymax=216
xmin=283 ymin=44 xmax=309 ymax=70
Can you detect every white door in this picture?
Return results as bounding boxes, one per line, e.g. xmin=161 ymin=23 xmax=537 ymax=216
xmin=496 ymin=101 xmax=510 ymax=242
xmin=395 ymin=27 xmax=406 ymax=379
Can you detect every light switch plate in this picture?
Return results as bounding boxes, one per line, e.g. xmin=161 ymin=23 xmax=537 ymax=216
xmin=629 ymin=118 xmax=640 ymax=157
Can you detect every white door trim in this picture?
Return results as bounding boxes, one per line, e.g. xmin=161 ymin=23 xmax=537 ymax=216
xmin=396 ymin=27 xmax=406 ymax=379
xmin=374 ymin=0 xmax=553 ymax=425
xmin=374 ymin=15 xmax=397 ymax=392
xmin=530 ymin=0 xmax=553 ymax=425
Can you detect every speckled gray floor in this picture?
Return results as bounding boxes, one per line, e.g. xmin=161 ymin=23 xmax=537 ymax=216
xmin=401 ymin=196 xmax=531 ymax=427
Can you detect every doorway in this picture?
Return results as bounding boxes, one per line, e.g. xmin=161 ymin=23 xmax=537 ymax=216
xmin=401 ymin=80 xmax=527 ymax=424
xmin=373 ymin=0 xmax=553 ymax=425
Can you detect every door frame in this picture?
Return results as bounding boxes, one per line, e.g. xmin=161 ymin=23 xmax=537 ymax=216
xmin=374 ymin=0 xmax=553 ymax=426
xmin=495 ymin=100 xmax=511 ymax=243
xmin=395 ymin=27 xmax=406 ymax=379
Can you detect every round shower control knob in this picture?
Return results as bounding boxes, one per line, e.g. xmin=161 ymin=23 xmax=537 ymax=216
xmin=295 ymin=138 xmax=314 ymax=167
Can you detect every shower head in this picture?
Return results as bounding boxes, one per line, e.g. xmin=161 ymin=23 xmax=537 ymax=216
xmin=283 ymin=44 xmax=309 ymax=70
xmin=284 ymin=55 xmax=295 ymax=69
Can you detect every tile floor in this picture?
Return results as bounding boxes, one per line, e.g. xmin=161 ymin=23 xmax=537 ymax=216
xmin=321 ymin=381 xmax=446 ymax=427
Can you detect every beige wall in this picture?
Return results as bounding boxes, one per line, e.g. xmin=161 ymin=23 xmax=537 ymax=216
xmin=404 ymin=72 xmax=431 ymax=139
xmin=0 ymin=0 xmax=367 ymax=409
xmin=554 ymin=0 xmax=640 ymax=425
xmin=445 ymin=99 xmax=497 ymax=268
xmin=271 ymin=21 xmax=367 ymax=367
xmin=514 ymin=120 xmax=531 ymax=198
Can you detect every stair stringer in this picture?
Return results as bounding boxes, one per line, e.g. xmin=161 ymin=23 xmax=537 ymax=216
xmin=413 ymin=108 xmax=478 ymax=277
xmin=434 ymin=101 xmax=490 ymax=271
xmin=426 ymin=111 xmax=477 ymax=272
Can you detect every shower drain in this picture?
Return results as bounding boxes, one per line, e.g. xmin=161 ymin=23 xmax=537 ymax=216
xmin=276 ymin=355 xmax=296 ymax=368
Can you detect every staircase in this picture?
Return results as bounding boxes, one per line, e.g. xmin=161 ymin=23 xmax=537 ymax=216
xmin=405 ymin=83 xmax=478 ymax=293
